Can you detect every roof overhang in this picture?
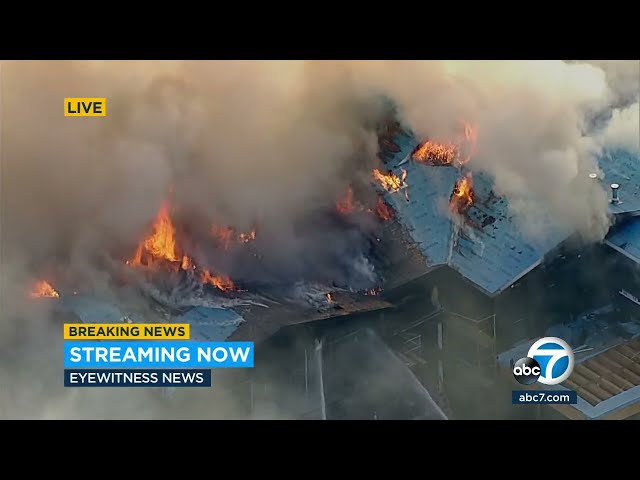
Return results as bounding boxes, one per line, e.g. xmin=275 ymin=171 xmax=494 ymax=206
xmin=604 ymin=238 xmax=640 ymax=264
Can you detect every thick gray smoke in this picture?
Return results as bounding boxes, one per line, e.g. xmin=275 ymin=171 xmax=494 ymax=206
xmin=1 ymin=60 xmax=382 ymax=291
xmin=4 ymin=61 xmax=639 ymax=280
xmin=1 ymin=60 xmax=638 ymax=419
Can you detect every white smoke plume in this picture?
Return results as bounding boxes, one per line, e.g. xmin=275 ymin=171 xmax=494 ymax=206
xmin=601 ymin=102 xmax=640 ymax=153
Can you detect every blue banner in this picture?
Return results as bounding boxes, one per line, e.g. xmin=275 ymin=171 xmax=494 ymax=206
xmin=64 ymin=369 xmax=212 ymax=387
xmin=64 ymin=341 xmax=253 ymax=368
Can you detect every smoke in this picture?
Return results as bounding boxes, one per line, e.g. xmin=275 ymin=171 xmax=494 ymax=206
xmin=583 ymin=60 xmax=639 ymax=107
xmin=601 ymin=102 xmax=640 ymax=153
xmin=2 ymin=60 xmax=638 ymax=419
xmin=346 ymin=60 xmax=639 ymax=242
xmin=4 ymin=60 xmax=638 ymax=276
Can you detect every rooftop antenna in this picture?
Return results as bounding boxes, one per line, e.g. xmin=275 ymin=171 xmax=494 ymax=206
xmin=611 ymin=183 xmax=621 ymax=205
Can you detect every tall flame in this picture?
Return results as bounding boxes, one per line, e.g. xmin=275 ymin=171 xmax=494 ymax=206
xmin=450 ymin=173 xmax=475 ymax=214
xmin=127 ymin=199 xmax=237 ymax=292
xmin=143 ymin=201 xmax=180 ymax=261
xmin=30 ymin=280 xmax=59 ymax=298
xmin=372 ymin=168 xmax=408 ymax=193
xmin=129 ymin=201 xmax=180 ymax=266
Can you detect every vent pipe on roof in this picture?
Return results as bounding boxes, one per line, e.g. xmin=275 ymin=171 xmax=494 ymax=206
xmin=588 ymin=173 xmax=598 ymax=180
xmin=611 ymin=183 xmax=620 ymax=204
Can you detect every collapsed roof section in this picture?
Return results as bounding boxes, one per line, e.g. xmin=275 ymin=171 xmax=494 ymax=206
xmin=376 ymin=119 xmax=640 ymax=297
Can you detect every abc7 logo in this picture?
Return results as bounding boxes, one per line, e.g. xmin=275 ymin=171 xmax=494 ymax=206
xmin=512 ymin=357 xmax=542 ymax=385
xmin=512 ymin=337 xmax=574 ymax=385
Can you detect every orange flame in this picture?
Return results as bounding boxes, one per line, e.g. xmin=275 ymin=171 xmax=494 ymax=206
xmin=127 ymin=199 xmax=236 ymax=292
xmin=336 ymin=186 xmax=356 ymax=214
xmin=143 ymin=201 xmax=180 ymax=261
xmin=181 ymin=255 xmax=194 ymax=271
xmin=375 ymin=197 xmax=395 ymax=221
xmin=201 ymin=269 xmax=236 ymax=292
xmin=130 ymin=201 xmax=180 ymax=266
xmin=412 ymin=119 xmax=479 ymax=167
xmin=450 ymin=173 xmax=475 ymax=214
xmin=127 ymin=244 xmax=143 ymax=266
xmin=372 ymin=168 xmax=408 ymax=193
xmin=413 ymin=141 xmax=457 ymax=166
xmin=30 ymin=280 xmax=59 ymax=299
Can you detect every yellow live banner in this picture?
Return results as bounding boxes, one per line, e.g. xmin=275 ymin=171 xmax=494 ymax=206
xmin=64 ymin=323 xmax=190 ymax=340
xmin=64 ymin=98 xmax=107 ymax=116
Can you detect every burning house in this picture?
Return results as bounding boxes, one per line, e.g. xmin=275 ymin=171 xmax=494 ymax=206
xmin=28 ymin=156 xmax=451 ymax=418
xmin=22 ymin=97 xmax=639 ymax=419
xmin=371 ymin=112 xmax=640 ymax=419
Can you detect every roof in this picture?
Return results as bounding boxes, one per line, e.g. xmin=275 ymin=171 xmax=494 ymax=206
xmin=597 ymin=149 xmax=640 ymax=215
xmin=605 ymin=216 xmax=640 ymax=263
xmin=560 ymin=337 xmax=640 ymax=419
xmin=60 ymin=295 xmax=127 ymax=324
xmin=378 ymin=130 xmax=570 ymax=296
xmin=174 ymin=306 xmax=244 ymax=342
xmin=378 ymin=123 xmax=640 ymax=296
xmin=229 ymin=291 xmax=393 ymax=344
xmin=498 ymin=302 xmax=640 ymax=368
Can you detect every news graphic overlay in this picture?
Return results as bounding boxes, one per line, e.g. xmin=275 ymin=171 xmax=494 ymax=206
xmin=512 ymin=357 xmax=541 ymax=385
xmin=527 ymin=336 xmax=574 ymax=385
xmin=511 ymin=337 xmax=577 ymax=405
xmin=512 ymin=390 xmax=578 ymax=405
xmin=63 ymin=323 xmax=189 ymax=340
xmin=512 ymin=337 xmax=574 ymax=386
xmin=63 ymin=323 xmax=254 ymax=388
xmin=64 ymin=97 xmax=107 ymax=116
